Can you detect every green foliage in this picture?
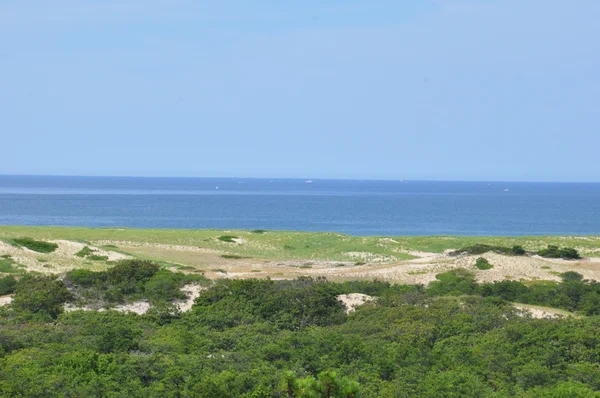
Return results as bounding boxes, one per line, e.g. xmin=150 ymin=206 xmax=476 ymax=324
xmin=450 ymin=244 xmax=527 ymax=256
xmin=538 ymin=245 xmax=581 ymax=260
xmin=283 ymin=370 xmax=360 ymax=398
xmin=475 ymin=257 xmax=493 ymax=270
xmin=218 ymin=235 xmax=239 ymax=243
xmin=512 ymin=245 xmax=526 ymax=255
xmin=192 ymin=277 xmax=345 ymax=331
xmin=251 ymin=230 xmax=267 ymax=234
xmin=428 ymin=269 xmax=478 ymax=296
xmin=0 ymin=275 xmax=17 ymax=295
xmin=12 ymin=238 xmax=58 ymax=253
xmin=5 ymin=269 xmax=600 ymax=396
xmin=11 ymin=275 xmax=73 ymax=319
xmin=65 ymin=261 xmax=205 ymax=306
xmin=75 ymin=246 xmax=94 ymax=257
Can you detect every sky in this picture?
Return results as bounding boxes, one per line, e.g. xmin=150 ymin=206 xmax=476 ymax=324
xmin=1 ymin=1 xmax=599 ymax=182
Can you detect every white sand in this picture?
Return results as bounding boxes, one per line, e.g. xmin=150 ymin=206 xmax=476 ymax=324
xmin=337 ymin=293 xmax=375 ymax=314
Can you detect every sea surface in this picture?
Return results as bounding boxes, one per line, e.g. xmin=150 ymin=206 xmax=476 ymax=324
xmin=1 ymin=175 xmax=599 ymax=236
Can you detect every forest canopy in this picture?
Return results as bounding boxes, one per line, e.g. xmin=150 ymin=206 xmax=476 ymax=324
xmin=1 ymin=263 xmax=600 ymax=397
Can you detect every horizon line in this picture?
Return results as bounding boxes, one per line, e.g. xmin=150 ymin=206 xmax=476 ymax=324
xmin=1 ymin=173 xmax=599 ymax=184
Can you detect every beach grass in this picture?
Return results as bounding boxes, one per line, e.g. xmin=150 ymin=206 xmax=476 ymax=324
xmin=1 ymin=226 xmax=600 ymax=260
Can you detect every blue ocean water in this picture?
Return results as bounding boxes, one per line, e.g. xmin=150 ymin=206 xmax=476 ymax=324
xmin=0 ymin=175 xmax=599 ymax=236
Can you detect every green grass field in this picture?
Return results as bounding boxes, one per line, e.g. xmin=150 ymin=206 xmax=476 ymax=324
xmin=1 ymin=226 xmax=600 ymax=260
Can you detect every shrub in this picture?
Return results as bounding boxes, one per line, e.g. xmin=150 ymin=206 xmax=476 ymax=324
xmin=218 ymin=235 xmax=238 ymax=243
xmin=221 ymin=254 xmax=246 ymax=259
xmin=538 ymin=245 xmax=581 ymax=260
xmin=475 ymin=257 xmax=493 ymax=270
xmin=12 ymin=275 xmax=73 ymax=319
xmin=428 ymin=269 xmax=478 ymax=296
xmin=561 ymin=271 xmax=584 ymax=282
xmin=511 ymin=245 xmax=526 ymax=255
xmin=251 ymin=230 xmax=267 ymax=234
xmin=107 ymin=260 xmax=160 ymax=285
xmin=450 ymin=244 xmax=517 ymax=256
xmin=144 ymin=271 xmax=186 ymax=303
xmin=0 ymin=275 xmax=17 ymax=295
xmin=65 ymin=269 xmax=105 ymax=287
xmin=12 ymin=238 xmax=58 ymax=253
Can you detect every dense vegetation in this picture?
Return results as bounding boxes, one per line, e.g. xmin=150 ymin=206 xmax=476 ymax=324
xmin=11 ymin=237 xmax=58 ymax=253
xmin=538 ymin=245 xmax=581 ymax=260
xmin=450 ymin=244 xmax=580 ymax=259
xmin=2 ymin=261 xmax=600 ymax=396
xmin=64 ymin=260 xmax=206 ymax=308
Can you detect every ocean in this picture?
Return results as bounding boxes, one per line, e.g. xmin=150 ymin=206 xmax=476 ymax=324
xmin=0 ymin=175 xmax=599 ymax=236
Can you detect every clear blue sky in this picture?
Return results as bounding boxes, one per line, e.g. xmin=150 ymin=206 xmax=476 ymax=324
xmin=1 ymin=1 xmax=599 ymax=181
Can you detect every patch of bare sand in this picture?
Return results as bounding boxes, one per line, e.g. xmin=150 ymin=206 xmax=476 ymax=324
xmin=50 ymin=240 xmax=130 ymax=262
xmin=65 ymin=301 xmax=151 ymax=315
xmin=343 ymin=251 xmax=397 ymax=263
xmin=0 ymin=295 xmax=12 ymax=307
xmin=93 ymin=240 xmax=220 ymax=253
xmin=337 ymin=293 xmax=375 ymax=314
xmin=513 ymin=305 xmax=565 ymax=319
xmin=0 ymin=240 xmax=131 ymax=273
xmin=176 ymin=284 xmax=205 ymax=312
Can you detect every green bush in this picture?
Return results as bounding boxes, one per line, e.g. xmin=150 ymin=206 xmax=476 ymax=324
xmin=12 ymin=238 xmax=58 ymax=253
xmin=107 ymin=260 xmax=160 ymax=284
xmin=218 ymin=235 xmax=238 ymax=243
xmin=0 ymin=275 xmax=17 ymax=295
xmin=450 ymin=244 xmax=525 ymax=256
xmin=538 ymin=245 xmax=581 ymax=260
xmin=65 ymin=269 xmax=105 ymax=287
xmin=428 ymin=269 xmax=478 ymax=296
xmin=144 ymin=271 xmax=187 ymax=303
xmin=475 ymin=257 xmax=493 ymax=270
xmin=511 ymin=245 xmax=526 ymax=255
xmin=11 ymin=275 xmax=73 ymax=319
xmin=75 ymin=246 xmax=94 ymax=257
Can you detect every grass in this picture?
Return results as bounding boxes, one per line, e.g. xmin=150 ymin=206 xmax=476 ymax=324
xmin=11 ymin=237 xmax=58 ymax=253
xmin=1 ymin=227 xmax=600 ymax=262
xmin=0 ymin=257 xmax=22 ymax=274
xmin=88 ymin=255 xmax=108 ymax=261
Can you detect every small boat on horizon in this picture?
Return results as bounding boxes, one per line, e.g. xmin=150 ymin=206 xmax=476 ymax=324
xmin=305 ymin=180 xmax=313 ymax=184
xmin=504 ymin=188 xmax=509 ymax=192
